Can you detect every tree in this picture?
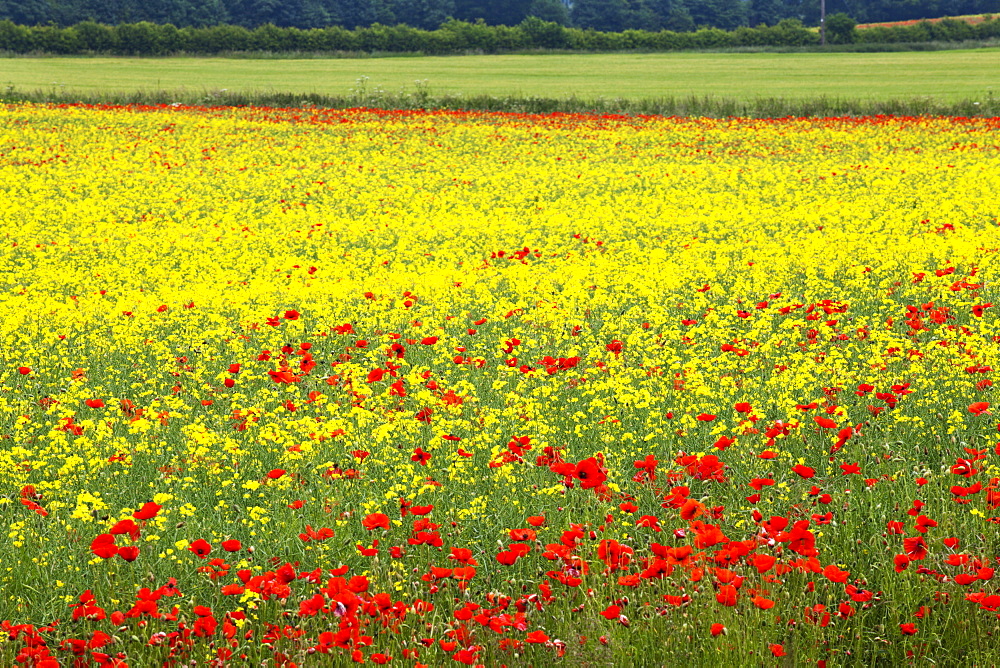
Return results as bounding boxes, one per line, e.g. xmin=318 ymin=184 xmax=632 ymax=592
xmin=748 ymin=0 xmax=785 ymax=25
xmin=0 ymin=0 xmax=51 ymax=24
xmin=662 ymin=4 xmax=696 ymax=30
xmin=527 ymin=0 xmax=569 ymax=25
xmin=0 ymin=18 xmax=33 ymax=49
xmin=519 ymin=14 xmax=568 ymax=44
xmin=336 ymin=0 xmax=382 ymax=27
xmin=225 ymin=0 xmax=281 ymax=26
xmin=824 ymin=11 xmax=855 ymax=42
xmin=686 ymin=0 xmax=746 ymax=29
xmin=623 ymin=0 xmax=660 ymax=29
xmin=454 ymin=0 xmax=534 ymax=25
xmin=571 ymin=0 xmax=629 ymax=31
xmin=390 ymin=0 xmax=454 ymax=29
xmin=186 ymin=0 xmax=229 ymax=25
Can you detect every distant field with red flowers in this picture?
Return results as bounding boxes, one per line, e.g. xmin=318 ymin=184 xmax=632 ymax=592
xmin=2 ymin=103 xmax=1000 ymax=666
xmin=857 ymin=14 xmax=994 ymax=29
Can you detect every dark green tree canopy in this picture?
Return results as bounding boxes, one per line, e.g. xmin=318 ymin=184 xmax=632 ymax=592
xmin=0 ymin=0 xmax=996 ymax=31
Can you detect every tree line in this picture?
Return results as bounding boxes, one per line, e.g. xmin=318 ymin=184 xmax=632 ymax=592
xmin=0 ymin=0 xmax=997 ymax=33
xmin=1 ymin=13 xmax=997 ymax=55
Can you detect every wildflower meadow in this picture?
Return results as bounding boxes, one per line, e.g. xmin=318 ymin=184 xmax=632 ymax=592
xmin=1 ymin=103 xmax=1000 ymax=666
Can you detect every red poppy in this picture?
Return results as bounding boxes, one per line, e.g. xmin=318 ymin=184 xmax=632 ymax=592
xmin=90 ymin=534 xmax=118 ymax=559
xmin=526 ymin=515 xmax=546 ymax=527
xmin=117 ymin=546 xmax=140 ymax=562
xmin=495 ymin=550 xmax=520 ymax=565
xmin=509 ymin=528 xmax=536 ymax=541
xmin=599 ymin=604 xmax=621 ymax=620
xmin=951 ymin=458 xmax=979 ymax=477
xmin=914 ymin=514 xmax=938 ymax=533
xmin=362 ymin=513 xmax=391 ymax=531
xmin=133 ymin=502 xmax=162 ymax=520
xmin=972 ymin=303 xmax=993 ymax=317
xmin=750 ymin=553 xmax=776 ymax=573
xmin=679 ymin=499 xmax=705 ymax=520
xmin=696 ymin=413 xmax=716 ymax=422
xmin=299 ymin=525 xmax=334 ymax=542
xmin=17 ymin=366 xmax=31 ymax=375
xmin=414 ymin=407 xmax=433 ymax=422
xmin=710 ymin=623 xmax=726 ymax=636
xmin=734 ymin=402 xmax=752 ymax=413
xmin=900 ymin=623 xmax=918 ymax=635
xmin=448 ymin=547 xmax=476 ymax=565
xmin=636 ymin=515 xmax=662 ymax=531
xmin=189 ymin=539 xmax=212 ymax=558
xmin=526 ymin=630 xmax=549 ymax=643
xmin=969 ymin=402 xmax=990 ymax=416
xmin=770 ymin=644 xmax=786 ymax=657
xmin=713 ymin=435 xmax=736 ymax=450
xmin=715 ymin=585 xmax=738 ymax=606
xmin=814 ymin=416 xmax=837 ymax=429
xmin=221 ymin=539 xmax=242 ymax=552
xmin=357 ymin=541 xmax=379 ymax=556
xmin=574 ymin=457 xmax=607 ymax=490
xmin=748 ymin=477 xmax=775 ymax=491
xmin=792 ymin=464 xmax=815 ymax=478
xmin=284 ymin=310 xmax=299 ymax=320
xmin=411 ymin=448 xmax=431 ymax=465
xmin=903 ymin=536 xmax=927 ymax=560
xmin=268 ymin=369 xmax=300 ymax=384
xmin=109 ymin=519 xmax=140 ymax=541
xmin=266 ymin=469 xmax=286 ymax=479
xmin=85 ymin=399 xmax=105 ymax=408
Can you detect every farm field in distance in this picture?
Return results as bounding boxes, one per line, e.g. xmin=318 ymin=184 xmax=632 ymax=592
xmin=2 ymin=48 xmax=999 ymax=102
xmin=1 ymin=101 xmax=1000 ymax=666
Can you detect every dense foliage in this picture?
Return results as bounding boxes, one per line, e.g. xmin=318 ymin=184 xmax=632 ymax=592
xmin=0 ymin=0 xmax=997 ymax=32
xmin=0 ymin=13 xmax=998 ymax=55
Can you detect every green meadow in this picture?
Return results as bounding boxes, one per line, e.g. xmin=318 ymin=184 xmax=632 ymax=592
xmin=3 ymin=48 xmax=998 ymax=102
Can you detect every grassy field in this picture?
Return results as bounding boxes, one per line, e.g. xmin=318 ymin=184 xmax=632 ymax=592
xmin=2 ymin=48 xmax=998 ymax=102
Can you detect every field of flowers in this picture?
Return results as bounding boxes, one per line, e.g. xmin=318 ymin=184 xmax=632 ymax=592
xmin=1 ymin=103 xmax=999 ymax=666
xmin=856 ymin=13 xmax=993 ymax=29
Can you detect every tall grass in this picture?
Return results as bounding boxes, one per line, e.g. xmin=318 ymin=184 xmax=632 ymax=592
xmin=3 ymin=84 xmax=997 ymax=117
